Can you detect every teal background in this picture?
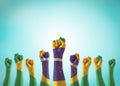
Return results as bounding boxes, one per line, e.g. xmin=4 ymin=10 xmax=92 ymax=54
xmin=0 ymin=1 xmax=120 ymax=86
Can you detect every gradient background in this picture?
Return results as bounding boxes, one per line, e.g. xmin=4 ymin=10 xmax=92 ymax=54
xmin=0 ymin=0 xmax=120 ymax=86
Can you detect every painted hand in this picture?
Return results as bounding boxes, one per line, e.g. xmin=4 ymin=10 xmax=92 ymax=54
xmin=26 ymin=59 xmax=35 ymax=76
xmin=52 ymin=37 xmax=66 ymax=58
xmin=82 ymin=56 xmax=91 ymax=76
xmin=109 ymin=59 xmax=116 ymax=70
xmin=14 ymin=53 xmax=23 ymax=71
xmin=70 ymin=53 xmax=80 ymax=68
xmin=5 ymin=58 xmax=12 ymax=69
xmin=39 ymin=50 xmax=49 ymax=61
xmin=94 ymin=56 xmax=102 ymax=70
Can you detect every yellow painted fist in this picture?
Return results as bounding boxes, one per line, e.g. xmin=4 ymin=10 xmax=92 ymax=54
xmin=82 ymin=56 xmax=91 ymax=76
xmin=94 ymin=56 xmax=103 ymax=70
xmin=26 ymin=59 xmax=35 ymax=77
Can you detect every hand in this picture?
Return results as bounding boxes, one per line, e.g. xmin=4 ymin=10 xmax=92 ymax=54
xmin=39 ymin=50 xmax=49 ymax=61
xmin=82 ymin=56 xmax=91 ymax=72
xmin=26 ymin=58 xmax=35 ymax=76
xmin=14 ymin=53 xmax=23 ymax=71
xmin=52 ymin=37 xmax=66 ymax=58
xmin=70 ymin=53 xmax=80 ymax=67
xmin=94 ymin=56 xmax=102 ymax=70
xmin=5 ymin=58 xmax=12 ymax=69
xmin=109 ymin=59 xmax=116 ymax=70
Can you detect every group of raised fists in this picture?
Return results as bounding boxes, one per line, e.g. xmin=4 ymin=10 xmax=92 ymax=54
xmin=3 ymin=37 xmax=116 ymax=86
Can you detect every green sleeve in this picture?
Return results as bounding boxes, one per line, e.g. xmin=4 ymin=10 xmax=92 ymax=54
xmin=3 ymin=69 xmax=11 ymax=86
xmin=96 ymin=68 xmax=105 ymax=86
xmin=108 ymin=69 xmax=115 ymax=86
xmin=81 ymin=75 xmax=89 ymax=86
xmin=14 ymin=70 xmax=23 ymax=86
xmin=29 ymin=75 xmax=37 ymax=86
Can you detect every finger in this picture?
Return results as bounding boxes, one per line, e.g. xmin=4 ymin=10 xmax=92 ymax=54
xmin=86 ymin=57 xmax=91 ymax=66
xmin=70 ymin=55 xmax=76 ymax=62
xmin=26 ymin=59 xmax=31 ymax=68
xmin=43 ymin=52 xmax=49 ymax=58
xmin=29 ymin=60 xmax=34 ymax=65
xmin=14 ymin=53 xmax=19 ymax=63
xmin=59 ymin=37 xmax=65 ymax=42
xmin=18 ymin=55 xmax=23 ymax=61
xmin=8 ymin=59 xmax=12 ymax=64
xmin=59 ymin=40 xmax=66 ymax=48
xmin=83 ymin=58 xmax=87 ymax=64
xmin=94 ymin=58 xmax=97 ymax=63
xmin=52 ymin=40 xmax=56 ymax=49
xmin=74 ymin=58 xmax=79 ymax=65
xmin=5 ymin=58 xmax=9 ymax=65
xmin=75 ymin=53 xmax=80 ymax=62
xmin=98 ymin=60 xmax=102 ymax=66
xmin=96 ymin=56 xmax=102 ymax=61
xmin=39 ymin=50 xmax=45 ymax=58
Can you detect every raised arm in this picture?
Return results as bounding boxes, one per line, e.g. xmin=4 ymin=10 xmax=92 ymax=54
xmin=94 ymin=56 xmax=105 ymax=86
xmin=39 ymin=50 xmax=50 ymax=86
xmin=14 ymin=53 xmax=23 ymax=86
xmin=3 ymin=58 xmax=12 ymax=86
xmin=52 ymin=37 xmax=66 ymax=86
xmin=26 ymin=58 xmax=37 ymax=86
xmin=81 ymin=56 xmax=91 ymax=86
xmin=108 ymin=59 xmax=116 ymax=86
xmin=70 ymin=53 xmax=80 ymax=86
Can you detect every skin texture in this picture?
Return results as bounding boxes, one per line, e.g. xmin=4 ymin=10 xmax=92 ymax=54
xmin=108 ymin=59 xmax=116 ymax=86
xmin=94 ymin=56 xmax=105 ymax=86
xmin=39 ymin=50 xmax=50 ymax=86
xmin=3 ymin=58 xmax=12 ymax=86
xmin=70 ymin=53 xmax=80 ymax=86
xmin=26 ymin=58 xmax=37 ymax=86
xmin=52 ymin=37 xmax=66 ymax=86
xmin=14 ymin=53 xmax=23 ymax=86
xmin=81 ymin=56 xmax=91 ymax=86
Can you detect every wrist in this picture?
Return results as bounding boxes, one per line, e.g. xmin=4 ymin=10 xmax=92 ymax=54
xmin=29 ymin=70 xmax=35 ymax=77
xmin=6 ymin=68 xmax=11 ymax=72
xmin=71 ymin=66 xmax=77 ymax=77
xmin=82 ymin=69 xmax=88 ymax=77
xmin=109 ymin=68 xmax=114 ymax=74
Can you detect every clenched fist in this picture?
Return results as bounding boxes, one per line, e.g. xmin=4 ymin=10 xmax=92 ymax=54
xmin=82 ymin=56 xmax=91 ymax=76
xmin=70 ymin=53 xmax=80 ymax=68
xmin=5 ymin=58 xmax=12 ymax=69
xmin=14 ymin=53 xmax=23 ymax=71
xmin=94 ymin=56 xmax=103 ymax=70
xmin=52 ymin=37 xmax=66 ymax=59
xmin=109 ymin=59 xmax=116 ymax=70
xmin=26 ymin=59 xmax=35 ymax=76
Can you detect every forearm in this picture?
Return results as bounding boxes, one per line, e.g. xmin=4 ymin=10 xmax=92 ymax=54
xmin=40 ymin=61 xmax=50 ymax=86
xmin=3 ymin=69 xmax=11 ymax=86
xmin=29 ymin=75 xmax=37 ymax=86
xmin=108 ymin=70 xmax=115 ymax=86
xmin=81 ymin=74 xmax=89 ymax=86
xmin=96 ymin=68 xmax=105 ymax=86
xmin=81 ymin=69 xmax=89 ymax=86
xmin=15 ymin=70 xmax=23 ymax=86
xmin=53 ymin=61 xmax=66 ymax=86
xmin=70 ymin=66 xmax=79 ymax=86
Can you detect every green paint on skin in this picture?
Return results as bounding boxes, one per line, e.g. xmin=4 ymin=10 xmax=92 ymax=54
xmin=109 ymin=69 xmax=115 ymax=86
xmin=40 ymin=81 xmax=50 ymax=86
xmin=3 ymin=69 xmax=11 ymax=86
xmin=81 ymin=75 xmax=89 ymax=86
xmin=96 ymin=68 xmax=105 ymax=86
xmin=29 ymin=75 xmax=37 ymax=86
xmin=14 ymin=70 xmax=23 ymax=86
xmin=70 ymin=81 xmax=79 ymax=86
